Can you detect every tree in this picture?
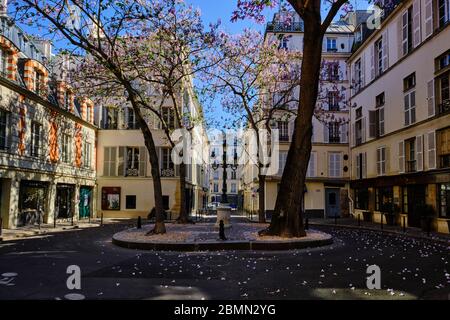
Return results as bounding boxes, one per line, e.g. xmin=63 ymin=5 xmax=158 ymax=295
xmin=232 ymin=0 xmax=356 ymax=237
xmin=203 ymin=29 xmax=300 ymax=223
xmin=10 ymin=0 xmax=217 ymax=232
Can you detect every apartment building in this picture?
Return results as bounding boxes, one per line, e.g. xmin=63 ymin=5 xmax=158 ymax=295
xmin=0 ymin=15 xmax=97 ymax=228
xmin=96 ymin=82 xmax=210 ymax=219
xmin=241 ymin=11 xmax=357 ymax=219
xmin=349 ymin=0 xmax=450 ymax=233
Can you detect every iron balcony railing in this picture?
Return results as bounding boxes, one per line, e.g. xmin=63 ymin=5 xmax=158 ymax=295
xmin=437 ymin=99 xmax=450 ymax=115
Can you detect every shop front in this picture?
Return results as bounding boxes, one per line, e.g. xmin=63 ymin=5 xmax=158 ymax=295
xmin=79 ymin=186 xmax=93 ymax=219
xmin=55 ymin=184 xmax=75 ymax=220
xmin=18 ymin=180 xmax=49 ymax=226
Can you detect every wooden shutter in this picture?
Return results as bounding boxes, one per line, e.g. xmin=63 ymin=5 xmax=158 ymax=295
xmin=401 ymin=12 xmax=408 ymax=56
xmin=361 ymin=54 xmax=366 ymax=87
xmin=369 ymin=110 xmax=377 ymax=138
xmin=398 ymin=141 xmax=405 ymax=173
xmin=139 ymin=146 xmax=147 ymax=176
xmin=424 ymin=0 xmax=434 ymax=38
xmin=340 ymin=123 xmax=348 ymax=143
xmin=103 ymin=147 xmax=110 ymax=176
xmin=361 ymin=117 xmax=366 ymax=143
xmin=362 ymin=152 xmax=367 ymax=179
xmin=118 ymin=146 xmax=125 ymax=176
xmin=427 ymin=79 xmax=435 ymax=117
xmin=413 ymin=0 xmax=421 ymax=48
xmin=355 ymin=154 xmax=360 ymax=179
xmin=416 ymin=135 xmax=423 ymax=171
xmin=428 ymin=131 xmax=436 ymax=169
xmin=382 ymin=30 xmax=389 ymax=71
xmin=351 ymin=123 xmax=356 ymax=147
xmin=377 ymin=148 xmax=381 ymax=176
xmin=370 ymin=45 xmax=375 ymax=81
xmin=308 ymin=152 xmax=316 ymax=177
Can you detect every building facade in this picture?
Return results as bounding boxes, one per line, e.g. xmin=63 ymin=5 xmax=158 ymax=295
xmin=0 ymin=16 xmax=97 ymax=228
xmin=348 ymin=0 xmax=450 ymax=233
xmin=241 ymin=11 xmax=355 ymax=219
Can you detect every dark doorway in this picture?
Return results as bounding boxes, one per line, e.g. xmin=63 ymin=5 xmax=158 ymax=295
xmin=19 ymin=180 xmax=48 ymax=226
xmin=325 ymin=188 xmax=340 ymax=218
xmin=56 ymin=184 xmax=75 ymax=219
xmin=407 ymin=185 xmax=426 ymax=228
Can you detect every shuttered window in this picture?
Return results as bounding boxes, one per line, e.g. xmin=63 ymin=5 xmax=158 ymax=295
xmin=103 ymin=147 xmax=117 ymax=176
xmin=328 ymin=152 xmax=342 ymax=178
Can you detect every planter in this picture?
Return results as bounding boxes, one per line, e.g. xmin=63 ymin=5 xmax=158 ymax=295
xmin=362 ymin=211 xmax=372 ymax=222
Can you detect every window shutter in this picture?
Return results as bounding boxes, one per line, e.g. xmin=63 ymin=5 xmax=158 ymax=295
xmin=370 ymin=45 xmax=375 ymax=81
xmin=413 ymin=0 xmax=421 ymax=48
xmin=416 ymin=135 xmax=423 ymax=171
xmin=308 ymin=152 xmax=316 ymax=177
xmin=404 ymin=94 xmax=410 ymax=126
xmin=361 ymin=54 xmax=366 ymax=87
xmin=385 ymin=146 xmax=390 ymax=174
xmin=103 ymin=147 xmax=110 ymax=176
xmin=362 ymin=152 xmax=367 ymax=179
xmin=428 ymin=131 xmax=436 ymax=169
xmin=401 ymin=12 xmax=408 ymax=56
xmin=355 ymin=154 xmax=360 ymax=179
xmin=109 ymin=147 xmax=117 ymax=176
xmin=118 ymin=146 xmax=125 ymax=176
xmin=361 ymin=117 xmax=366 ymax=143
xmin=323 ymin=123 xmax=329 ymax=143
xmin=340 ymin=123 xmax=348 ymax=143
xmin=424 ymin=0 xmax=433 ymax=38
xmin=369 ymin=110 xmax=377 ymax=138
xmin=427 ymin=79 xmax=435 ymax=117
xmin=398 ymin=15 xmax=404 ymax=58
xmin=398 ymin=141 xmax=405 ymax=173
xmin=351 ymin=123 xmax=356 ymax=147
xmin=377 ymin=148 xmax=381 ymax=176
xmin=382 ymin=31 xmax=389 ymax=71
xmin=288 ymin=121 xmax=294 ymax=141
xmin=139 ymin=146 xmax=147 ymax=176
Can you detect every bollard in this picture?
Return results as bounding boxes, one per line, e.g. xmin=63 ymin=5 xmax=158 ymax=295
xmin=101 ymin=212 xmax=104 ymax=226
xmin=137 ymin=216 xmax=142 ymax=229
xmin=219 ymin=220 xmax=227 ymax=241
xmin=402 ymin=216 xmax=406 ymax=233
xmin=71 ymin=213 xmax=74 ymax=226
xmin=358 ymin=214 xmax=361 ymax=227
xmin=305 ymin=218 xmax=309 ymax=230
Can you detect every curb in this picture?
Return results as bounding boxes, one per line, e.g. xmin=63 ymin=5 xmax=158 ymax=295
xmin=311 ymin=223 xmax=450 ymax=246
xmin=111 ymin=235 xmax=334 ymax=251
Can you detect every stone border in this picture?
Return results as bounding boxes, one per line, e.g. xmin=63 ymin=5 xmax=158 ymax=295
xmin=112 ymin=231 xmax=333 ymax=251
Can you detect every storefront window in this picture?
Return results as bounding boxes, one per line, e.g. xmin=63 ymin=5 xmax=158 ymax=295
xmin=402 ymin=187 xmax=408 ymax=213
xmin=355 ymin=188 xmax=369 ymax=210
xmin=439 ymin=183 xmax=450 ymax=217
xmin=101 ymin=187 xmax=121 ymax=210
xmin=19 ymin=181 xmax=48 ymax=226
xmin=376 ymin=187 xmax=393 ymax=212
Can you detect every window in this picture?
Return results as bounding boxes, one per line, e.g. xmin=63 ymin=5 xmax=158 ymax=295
xmin=230 ymin=183 xmax=237 ymax=193
xmin=437 ymin=72 xmax=450 ymax=114
xmin=438 ymin=51 xmax=450 ymax=70
xmin=213 ymin=183 xmax=219 ymax=193
xmin=405 ymin=137 xmax=416 ymax=172
xmin=278 ymin=121 xmax=289 ymax=141
xmin=375 ymin=37 xmax=383 ymax=76
xmin=61 ymin=134 xmax=72 ymax=163
xmin=125 ymin=195 xmax=137 ymax=209
xmin=161 ymin=107 xmax=175 ymax=130
xmin=438 ymin=0 xmax=450 ymax=28
xmin=103 ymin=147 xmax=117 ymax=176
xmin=438 ymin=127 xmax=450 ymax=168
xmin=0 ymin=48 xmax=7 ymax=76
xmin=101 ymin=187 xmax=121 ymax=210
xmin=30 ymin=121 xmax=42 ymax=157
xmin=160 ymin=148 xmax=175 ymax=177
xmin=34 ymin=70 xmax=41 ymax=95
xmin=354 ymin=58 xmax=362 ymax=92
xmin=376 ymin=147 xmax=386 ymax=176
xmin=376 ymin=92 xmax=385 ymax=136
xmin=307 ymin=152 xmax=316 ymax=177
xmin=213 ymin=170 xmax=219 ymax=180
xmin=355 ymin=153 xmax=366 ymax=179
xmin=0 ymin=109 xmax=10 ymax=151
xmin=328 ymin=122 xmax=340 ymax=143
xmin=64 ymin=91 xmax=71 ymax=110
xmin=327 ymin=63 xmax=340 ymax=81
xmin=355 ymin=188 xmax=369 ymax=210
xmin=280 ymin=37 xmax=289 ymax=50
xmin=404 ymin=73 xmax=416 ymax=126
xmin=278 ymin=151 xmax=287 ymax=176
xmin=402 ymin=6 xmax=413 ymax=56
xmin=438 ymin=183 xmax=450 ymax=217
xmin=326 ymin=38 xmax=337 ymax=52
xmin=83 ymin=142 xmax=92 ymax=168
xmin=104 ymin=107 xmax=118 ymax=129
xmin=328 ymin=152 xmax=342 ymax=177
xmin=328 ymin=91 xmax=340 ymax=111
xmin=231 ymin=170 xmax=237 ymax=180
xmin=375 ymin=187 xmax=393 ymax=212
xmin=355 ymin=108 xmax=364 ymax=146
xmin=125 ymin=147 xmax=139 ymax=176
xmin=402 ymin=187 xmax=408 ymax=213
xmin=126 ymin=107 xmax=139 ymax=129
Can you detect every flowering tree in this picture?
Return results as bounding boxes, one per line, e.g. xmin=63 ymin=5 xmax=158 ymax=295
xmin=10 ymin=0 xmax=217 ymax=232
xmin=232 ymin=0 xmax=358 ymax=237
xmin=203 ymin=29 xmax=300 ymax=223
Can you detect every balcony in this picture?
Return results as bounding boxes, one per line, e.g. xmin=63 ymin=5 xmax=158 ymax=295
xmin=437 ymin=99 xmax=450 ymax=115
xmin=279 ymin=135 xmax=289 ymax=142
xmin=406 ymin=160 xmax=416 ymax=173
xmin=266 ymin=22 xmax=303 ymax=33
xmin=329 ymin=136 xmax=341 ymax=143
xmin=125 ymin=168 xmax=139 ymax=177
xmin=161 ymin=168 xmax=175 ymax=177
xmin=328 ymin=104 xmax=340 ymax=111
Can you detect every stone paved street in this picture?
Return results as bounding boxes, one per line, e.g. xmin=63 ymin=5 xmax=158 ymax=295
xmin=0 ymin=218 xmax=448 ymax=300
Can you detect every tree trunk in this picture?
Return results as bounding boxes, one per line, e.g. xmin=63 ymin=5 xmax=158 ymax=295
xmin=258 ymin=171 xmax=266 ymax=223
xmin=134 ymin=110 xmax=166 ymax=234
xmin=176 ymin=162 xmax=193 ymax=223
xmin=259 ymin=15 xmax=323 ymax=238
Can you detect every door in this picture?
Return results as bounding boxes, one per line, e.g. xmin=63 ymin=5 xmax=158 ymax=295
xmin=79 ymin=187 xmax=92 ymax=219
xmin=326 ymin=188 xmax=340 ymax=218
xmin=407 ymin=185 xmax=426 ymax=228
xmin=56 ymin=185 xmax=74 ymax=219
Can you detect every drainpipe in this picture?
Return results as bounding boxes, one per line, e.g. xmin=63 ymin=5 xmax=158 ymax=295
xmin=348 ymin=184 xmax=354 ymax=218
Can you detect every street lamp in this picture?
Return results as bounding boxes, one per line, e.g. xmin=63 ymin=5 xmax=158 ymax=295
xmin=211 ymin=132 xmax=238 ymax=228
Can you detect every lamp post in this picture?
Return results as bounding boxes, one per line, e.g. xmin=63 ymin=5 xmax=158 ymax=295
xmin=211 ymin=132 xmax=238 ymax=228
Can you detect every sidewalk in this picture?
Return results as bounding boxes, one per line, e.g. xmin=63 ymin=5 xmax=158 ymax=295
xmin=0 ymin=220 xmax=102 ymax=242
xmin=246 ymin=215 xmax=450 ymax=244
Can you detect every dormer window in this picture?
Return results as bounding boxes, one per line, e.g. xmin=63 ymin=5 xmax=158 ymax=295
xmin=34 ymin=70 xmax=41 ymax=95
